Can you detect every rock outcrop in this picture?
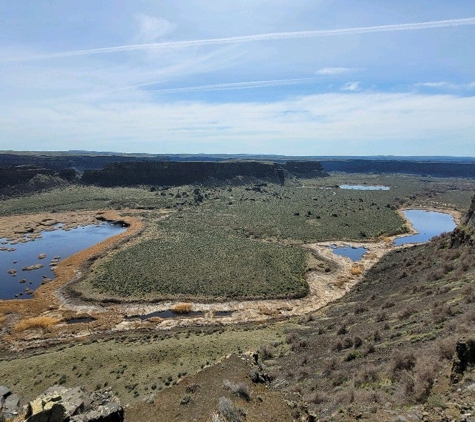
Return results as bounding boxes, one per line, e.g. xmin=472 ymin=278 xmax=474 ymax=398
xmin=450 ymin=337 xmax=475 ymax=384
xmin=0 ymin=385 xmax=123 ymax=422
xmin=465 ymin=195 xmax=475 ymax=231
xmin=0 ymin=386 xmax=21 ymax=421
xmin=449 ymin=195 xmax=475 ymax=247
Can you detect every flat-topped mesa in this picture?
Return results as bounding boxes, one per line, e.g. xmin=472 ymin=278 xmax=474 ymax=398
xmin=81 ymin=160 xmax=327 ymax=187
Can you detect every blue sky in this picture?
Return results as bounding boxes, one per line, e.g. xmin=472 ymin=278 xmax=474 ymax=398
xmin=0 ymin=1 xmax=474 ymax=156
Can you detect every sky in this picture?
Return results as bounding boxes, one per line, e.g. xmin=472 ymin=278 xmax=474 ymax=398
xmin=0 ymin=1 xmax=474 ymax=156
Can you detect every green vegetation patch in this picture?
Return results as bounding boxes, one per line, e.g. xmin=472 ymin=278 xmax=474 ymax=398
xmin=0 ymin=186 xmax=165 ymax=216
xmin=88 ymin=213 xmax=309 ymax=301
xmin=201 ymin=185 xmax=405 ymax=242
xmin=0 ymin=323 xmax=289 ymax=405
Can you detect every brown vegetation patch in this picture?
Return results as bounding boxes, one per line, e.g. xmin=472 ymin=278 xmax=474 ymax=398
xmin=350 ymin=264 xmax=363 ymax=275
xmin=13 ymin=316 xmax=60 ymax=333
xmin=172 ymin=302 xmax=193 ymax=314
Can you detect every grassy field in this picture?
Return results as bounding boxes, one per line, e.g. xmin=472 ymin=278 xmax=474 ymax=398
xmin=86 ymin=213 xmax=309 ymax=300
xmin=76 ymin=181 xmax=407 ymax=301
xmin=2 ymin=174 xmax=475 ymax=302
xmin=0 ymin=322 xmax=292 ymax=406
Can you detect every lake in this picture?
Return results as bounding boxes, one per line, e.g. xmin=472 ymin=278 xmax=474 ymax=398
xmin=394 ymin=210 xmax=456 ymax=246
xmin=0 ymin=223 xmax=126 ymax=300
xmin=339 ymin=185 xmax=390 ymax=190
xmin=329 ymin=209 xmax=456 ymax=259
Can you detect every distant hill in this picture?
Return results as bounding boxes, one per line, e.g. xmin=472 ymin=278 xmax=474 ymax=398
xmin=1 ymin=151 xmax=474 ymax=179
xmin=319 ymin=158 xmax=475 ymax=177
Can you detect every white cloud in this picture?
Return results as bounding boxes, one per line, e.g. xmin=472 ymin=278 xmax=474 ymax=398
xmin=1 ymin=92 xmax=474 ymax=156
xmin=341 ymin=82 xmax=360 ymax=91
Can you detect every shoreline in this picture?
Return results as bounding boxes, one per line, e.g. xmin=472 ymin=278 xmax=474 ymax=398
xmin=0 ymin=207 xmax=460 ymax=351
xmin=0 ymin=210 xmax=144 ymax=318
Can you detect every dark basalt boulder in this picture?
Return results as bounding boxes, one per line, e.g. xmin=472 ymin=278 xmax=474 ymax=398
xmin=0 ymin=386 xmax=20 ymax=422
xmin=450 ymin=337 xmax=475 ymax=384
xmin=22 ymin=385 xmax=124 ymax=422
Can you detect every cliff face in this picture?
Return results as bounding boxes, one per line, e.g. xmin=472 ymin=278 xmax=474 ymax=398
xmin=0 ymin=166 xmax=55 ymax=189
xmin=450 ymin=194 xmax=475 ymax=247
xmin=465 ymin=195 xmax=475 ymax=231
xmin=81 ymin=160 xmax=327 ymax=187
xmin=284 ymin=161 xmax=328 ymax=177
xmin=321 ymin=159 xmax=475 ymax=178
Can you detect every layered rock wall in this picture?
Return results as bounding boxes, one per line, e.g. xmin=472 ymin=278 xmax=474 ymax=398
xmin=81 ymin=160 xmax=327 ymax=187
xmin=465 ymin=195 xmax=475 ymax=231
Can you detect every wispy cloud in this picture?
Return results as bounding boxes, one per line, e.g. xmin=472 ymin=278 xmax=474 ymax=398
xmin=2 ymin=92 xmax=474 ymax=155
xmin=5 ymin=17 xmax=475 ymax=62
xmin=316 ymin=67 xmax=358 ymax=75
xmin=151 ymin=77 xmax=318 ymax=94
xmin=341 ymin=82 xmax=360 ymax=91
xmin=415 ymin=81 xmax=475 ymax=90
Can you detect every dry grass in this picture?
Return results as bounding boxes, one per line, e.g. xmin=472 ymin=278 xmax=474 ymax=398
xmin=172 ymin=302 xmax=193 ymax=314
xmin=350 ymin=264 xmax=363 ymax=275
xmin=0 ymin=314 xmax=6 ymax=327
xmin=13 ymin=316 xmax=60 ymax=333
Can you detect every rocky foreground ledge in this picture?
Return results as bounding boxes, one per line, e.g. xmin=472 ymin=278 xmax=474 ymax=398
xmin=0 ymin=385 xmax=123 ymax=422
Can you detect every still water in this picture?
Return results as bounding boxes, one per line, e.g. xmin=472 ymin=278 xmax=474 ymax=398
xmin=394 ymin=210 xmax=456 ymax=246
xmin=329 ymin=245 xmax=367 ymax=261
xmin=0 ymin=223 xmax=126 ymax=300
xmin=339 ymin=185 xmax=390 ymax=190
xmin=330 ymin=209 xmax=456 ymax=260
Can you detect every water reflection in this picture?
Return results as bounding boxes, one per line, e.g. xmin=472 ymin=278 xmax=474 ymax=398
xmin=394 ymin=210 xmax=456 ymax=246
xmin=329 ymin=245 xmax=367 ymax=261
xmin=0 ymin=223 xmax=126 ymax=300
xmin=339 ymin=185 xmax=390 ymax=190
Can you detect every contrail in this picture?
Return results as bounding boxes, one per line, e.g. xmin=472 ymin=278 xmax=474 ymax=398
xmin=77 ymin=77 xmax=317 ymax=98
xmin=152 ymin=77 xmax=317 ymax=94
xmin=5 ymin=17 xmax=475 ymax=62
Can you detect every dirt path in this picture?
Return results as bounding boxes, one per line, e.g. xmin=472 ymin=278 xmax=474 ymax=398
xmin=0 ymin=208 xmax=459 ymax=350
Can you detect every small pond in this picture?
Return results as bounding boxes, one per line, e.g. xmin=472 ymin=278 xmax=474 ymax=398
xmin=394 ymin=210 xmax=456 ymax=246
xmin=329 ymin=245 xmax=367 ymax=261
xmin=125 ymin=310 xmax=233 ymax=320
xmin=0 ymin=222 xmax=126 ymax=300
xmin=339 ymin=185 xmax=390 ymax=190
